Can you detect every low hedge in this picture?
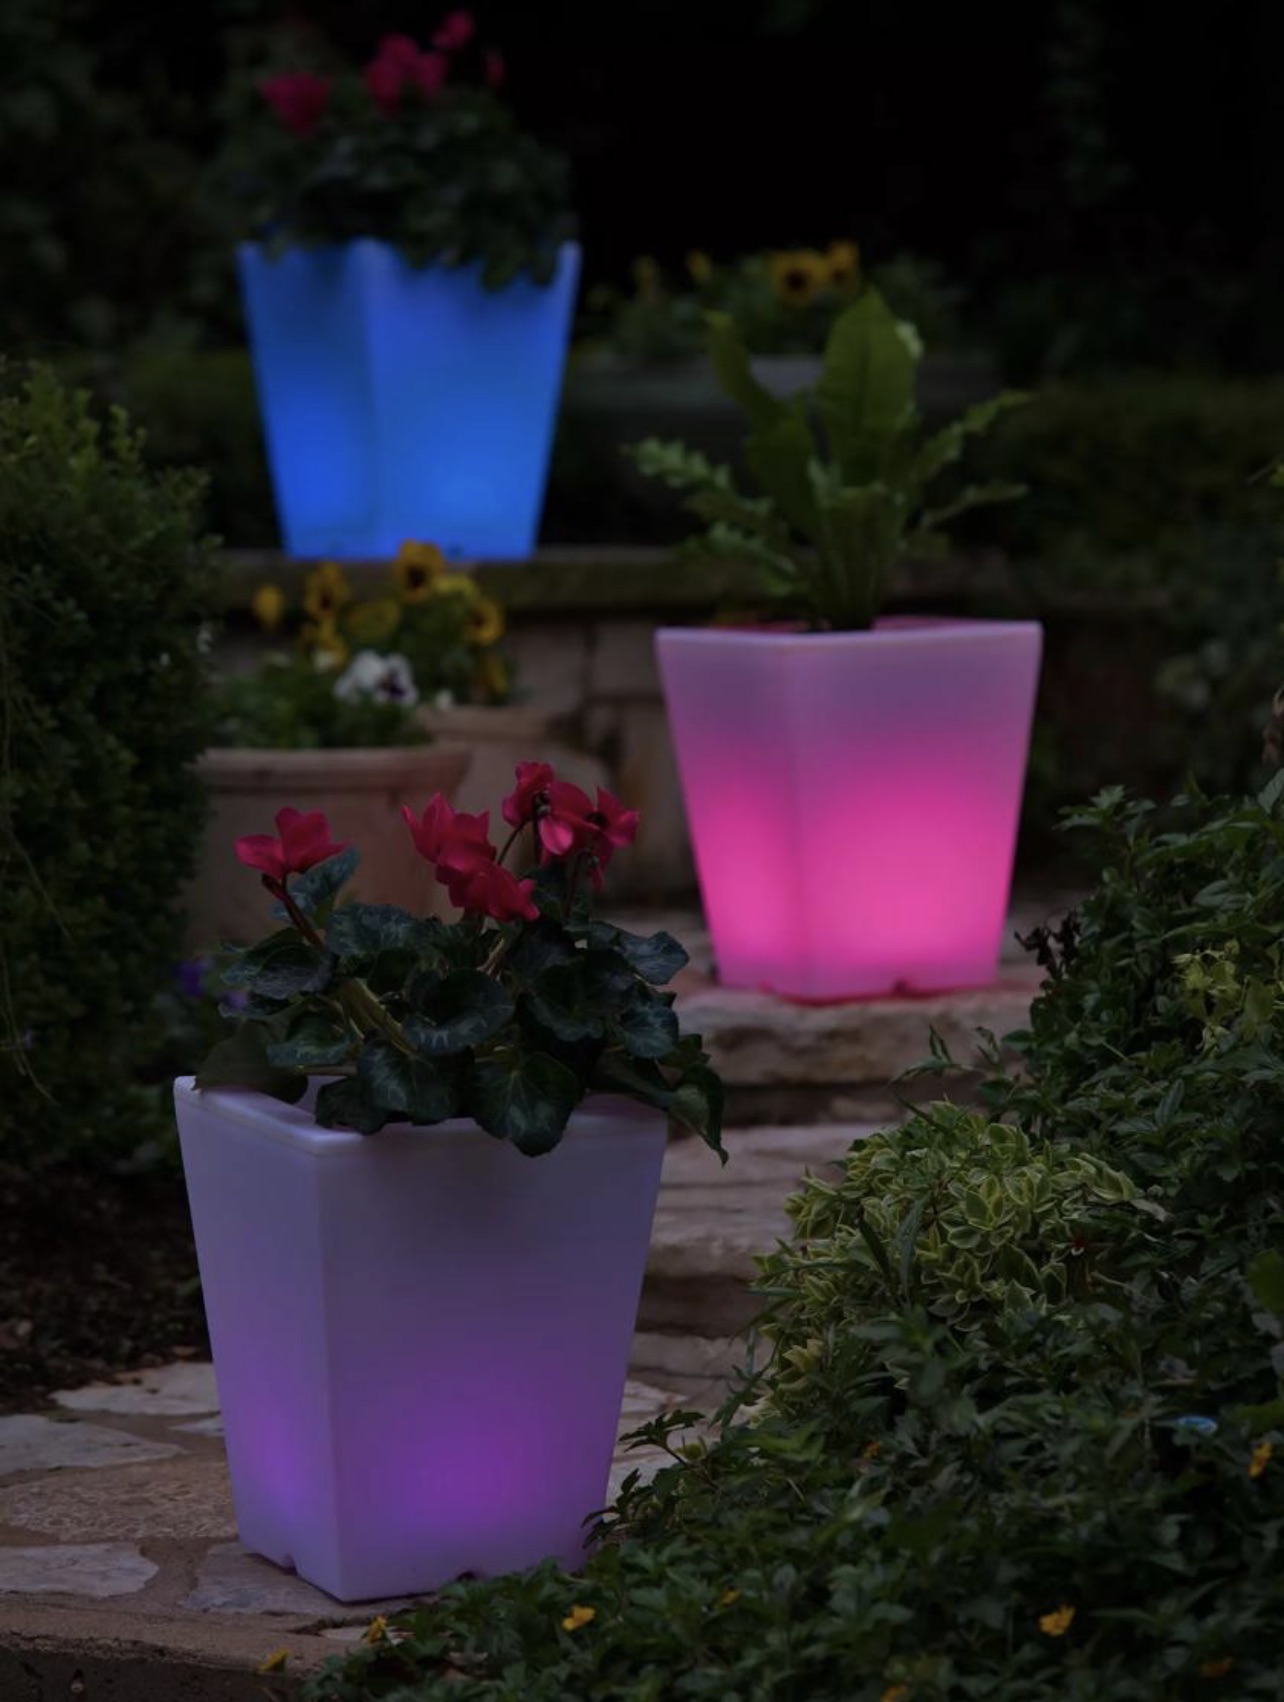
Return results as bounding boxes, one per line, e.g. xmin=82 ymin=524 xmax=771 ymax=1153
xmin=304 ymin=780 xmax=1284 ymax=1701
xmin=0 ymin=366 xmax=215 ymax=1171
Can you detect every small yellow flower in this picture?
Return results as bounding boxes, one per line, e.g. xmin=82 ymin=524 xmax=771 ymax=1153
xmin=467 ymin=594 xmax=505 ymax=647
xmin=345 ymin=594 xmax=403 ymax=646
xmin=1038 ymin=1604 xmax=1076 ymax=1638
xmin=435 ymin=571 xmax=480 ymax=602
xmin=251 ymin=583 xmax=287 ymax=633
xmin=257 ymin=1648 xmax=290 ymax=1673
xmin=362 ymin=1615 xmax=388 ymax=1644
xmin=393 ymin=540 xmax=446 ymax=603
xmin=303 ymin=560 xmax=352 ymax=621
xmin=686 ymin=249 xmax=714 ymax=285
xmin=561 ymin=1604 xmax=596 ymax=1633
xmin=881 ymin=1686 xmax=910 ymax=1702
xmin=1250 ymin=1440 xmax=1273 ymax=1478
xmin=826 ymin=239 xmax=861 ymax=292
xmin=475 ymin=650 xmax=509 ymax=702
xmin=302 ymin=614 xmax=350 ymax=672
xmin=1200 ymin=1656 xmax=1234 ymax=1679
xmin=715 ymin=1588 xmax=741 ymax=1608
xmin=861 ymin=1441 xmax=882 ymax=1460
xmin=768 ymin=249 xmax=829 ymax=308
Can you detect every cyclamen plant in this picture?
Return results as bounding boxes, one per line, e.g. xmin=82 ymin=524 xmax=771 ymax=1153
xmin=233 ymin=11 xmax=574 ymax=288
xmin=195 ymin=764 xmax=724 ymax=1159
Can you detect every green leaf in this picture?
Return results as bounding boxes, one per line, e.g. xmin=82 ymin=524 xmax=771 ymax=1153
xmin=612 ymin=988 xmax=680 ymax=1060
xmin=591 ymin=1049 xmax=675 ymax=1109
xmin=270 ymin=846 xmax=360 ymax=921
xmin=219 ymin=930 xmax=333 ymax=1000
xmin=815 ymin=288 xmax=918 ymax=486
xmin=470 ymin=1051 xmax=582 ymax=1155
xmin=526 ymin=952 xmax=635 ymax=1043
xmin=326 ymin=904 xmax=442 ymax=964
xmin=314 ymin=1075 xmax=389 ymax=1135
xmin=195 ymin=1024 xmax=307 ymax=1104
xmin=707 ymin=311 xmax=788 ymax=430
xmin=266 ymin=1013 xmax=354 ymax=1070
xmin=744 ymin=404 xmax=823 ymax=541
xmin=403 ymin=969 xmax=514 ymax=1056
xmin=669 ymin=1063 xmax=726 ymax=1162
xmin=1248 ymin=1249 xmax=1284 ymax=1313
xmin=357 ymin=1036 xmax=464 ymax=1124
xmin=588 ymin=924 xmax=689 ymax=986
xmin=505 ymin=919 xmax=580 ymax=988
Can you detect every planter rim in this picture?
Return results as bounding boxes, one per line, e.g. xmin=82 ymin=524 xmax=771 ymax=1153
xmin=657 ymin=617 xmax=1042 ymax=652
xmin=238 ymin=238 xmax=581 ymax=271
xmin=198 ymin=745 xmax=469 ymax=791
xmin=174 ymin=1077 xmax=661 ymax=1158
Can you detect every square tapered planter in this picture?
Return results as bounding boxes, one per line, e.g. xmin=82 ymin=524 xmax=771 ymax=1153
xmin=239 ymin=240 xmax=580 ymax=560
xmin=174 ymin=1080 xmax=666 ymax=1601
xmin=657 ymin=620 xmax=1043 ymax=1000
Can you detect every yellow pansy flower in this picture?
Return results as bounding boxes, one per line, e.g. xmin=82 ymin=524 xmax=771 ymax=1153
xmin=345 ymin=594 xmax=403 ymax=646
xmin=251 ymin=583 xmax=286 ymax=633
xmin=826 ymin=239 xmax=861 ymax=292
xmin=1200 ymin=1656 xmax=1234 ymax=1679
xmin=715 ymin=1587 xmax=741 ymax=1608
xmin=561 ymin=1604 xmax=596 ymax=1632
xmin=467 ymin=595 xmax=505 ymax=647
xmin=362 ymin=1615 xmax=389 ymax=1644
xmin=303 ymin=560 xmax=352 ymax=621
xmin=393 ymin=540 xmax=446 ymax=603
xmin=1249 ymin=1440 xmax=1273 ymax=1478
xmin=436 ymin=571 xmax=480 ymax=602
xmin=303 ymin=614 xmax=350 ymax=672
xmin=257 ymin=1649 xmax=290 ymax=1673
xmin=881 ymin=1686 xmax=910 ymax=1702
xmin=475 ymin=650 xmax=509 ymax=702
xmin=1038 ymin=1604 xmax=1076 ymax=1637
xmin=686 ymin=250 xmax=714 ymax=284
xmin=768 ymin=249 xmax=829 ymax=308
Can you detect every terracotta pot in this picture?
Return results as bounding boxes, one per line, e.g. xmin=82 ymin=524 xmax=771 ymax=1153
xmin=657 ymin=619 xmax=1042 ymax=1000
xmin=174 ymin=1079 xmax=666 ymax=1600
xmin=187 ymin=744 xmax=470 ymax=949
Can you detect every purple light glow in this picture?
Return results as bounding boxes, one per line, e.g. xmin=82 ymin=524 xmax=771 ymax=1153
xmin=174 ymin=1081 xmax=665 ymax=1601
xmin=658 ymin=620 xmax=1043 ymax=1001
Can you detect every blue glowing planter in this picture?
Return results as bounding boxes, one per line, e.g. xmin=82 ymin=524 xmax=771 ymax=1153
xmin=238 ymin=240 xmax=580 ymax=560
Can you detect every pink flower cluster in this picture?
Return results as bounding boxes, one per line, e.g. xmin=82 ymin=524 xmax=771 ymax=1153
xmin=235 ymin=807 xmax=350 ymax=888
xmin=260 ymin=11 xmax=504 ymax=137
xmin=403 ymin=763 xmax=641 ymax=925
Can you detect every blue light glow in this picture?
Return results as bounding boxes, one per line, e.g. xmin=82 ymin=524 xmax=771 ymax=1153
xmin=239 ymin=241 xmax=580 ymax=561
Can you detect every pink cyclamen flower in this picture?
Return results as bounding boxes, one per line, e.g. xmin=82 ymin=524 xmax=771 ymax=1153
xmin=537 ymin=780 xmax=595 ymax=857
xmin=449 ymin=858 xmax=539 ymax=924
xmin=402 ymin=796 xmax=493 ymax=867
xmin=588 ymin=787 xmax=641 ymax=857
xmin=484 ymin=47 xmax=505 ymax=89
xmin=259 ymin=72 xmax=332 ymax=138
xmin=433 ymin=9 xmax=476 ymax=51
xmin=364 ymin=35 xmax=446 ymax=111
xmin=235 ymin=807 xmax=350 ymax=885
xmin=502 ymin=760 xmax=556 ymax=830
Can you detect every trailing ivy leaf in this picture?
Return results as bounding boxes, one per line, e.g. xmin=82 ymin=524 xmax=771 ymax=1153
xmin=357 ymin=1035 xmax=464 ymax=1123
xmin=219 ymin=991 xmax=287 ymax=1021
xmin=402 ymin=970 xmax=514 ymax=1056
xmin=195 ymin=1024 xmax=307 ymax=1104
xmin=470 ymin=1051 xmax=581 ymax=1155
xmin=588 ymin=923 xmax=689 ymax=986
xmin=219 ymin=930 xmax=333 ymax=1000
xmin=670 ymin=1064 xmax=727 ymax=1162
xmin=525 ymin=951 xmax=634 ymax=1043
xmin=612 ymin=988 xmax=681 ymax=1060
xmin=505 ymin=918 xmax=579 ymax=989
xmin=269 ymin=846 xmax=360 ymax=921
xmin=315 ymin=1075 xmax=389 ymax=1136
xmin=266 ymin=1013 xmax=354 ymax=1070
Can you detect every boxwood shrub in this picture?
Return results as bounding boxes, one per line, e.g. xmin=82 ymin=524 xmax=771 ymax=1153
xmin=0 ymin=366 xmax=215 ymax=1173
xmin=304 ymin=780 xmax=1284 ymax=1702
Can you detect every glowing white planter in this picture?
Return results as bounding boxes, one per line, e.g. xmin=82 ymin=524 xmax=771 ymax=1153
xmin=173 ymin=1080 xmax=665 ymax=1601
xmin=657 ymin=620 xmax=1042 ymax=1000
xmin=239 ymin=240 xmax=580 ymax=559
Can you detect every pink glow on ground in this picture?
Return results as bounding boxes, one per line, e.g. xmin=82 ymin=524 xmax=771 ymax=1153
xmin=658 ymin=621 xmax=1042 ymax=1001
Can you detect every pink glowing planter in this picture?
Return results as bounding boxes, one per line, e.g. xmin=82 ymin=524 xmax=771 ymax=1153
xmin=173 ymin=1079 xmax=666 ymax=1601
xmin=657 ymin=620 xmax=1042 ymax=1000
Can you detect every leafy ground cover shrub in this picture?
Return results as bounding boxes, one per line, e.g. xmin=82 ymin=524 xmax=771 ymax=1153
xmin=303 ymin=780 xmax=1284 ymax=1701
xmin=0 ymin=365 xmax=215 ymax=1173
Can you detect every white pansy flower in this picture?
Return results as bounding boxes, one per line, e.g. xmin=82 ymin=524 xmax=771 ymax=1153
xmin=333 ymin=650 xmax=419 ymax=707
xmin=432 ymin=688 xmax=455 ymax=710
xmin=895 ymin=319 xmax=924 ymax=362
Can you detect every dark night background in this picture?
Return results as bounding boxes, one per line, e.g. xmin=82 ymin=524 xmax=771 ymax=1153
xmin=5 ymin=0 xmax=1281 ymax=370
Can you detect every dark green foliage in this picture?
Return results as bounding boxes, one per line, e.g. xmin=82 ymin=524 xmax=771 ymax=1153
xmin=0 ymin=366 xmax=215 ymax=1170
xmin=305 ymin=782 xmax=1284 ymax=1699
xmin=198 ymin=862 xmax=723 ymax=1160
xmin=210 ymin=655 xmax=427 ymax=750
